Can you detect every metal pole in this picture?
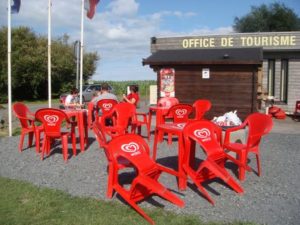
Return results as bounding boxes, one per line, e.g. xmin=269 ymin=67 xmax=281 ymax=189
xmin=79 ymin=0 xmax=84 ymax=104
xmin=74 ymin=41 xmax=80 ymax=89
xmin=7 ymin=0 xmax=12 ymax=137
xmin=48 ymin=0 xmax=52 ymax=107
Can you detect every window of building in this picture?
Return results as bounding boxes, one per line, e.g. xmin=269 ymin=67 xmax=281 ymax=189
xmin=267 ymin=59 xmax=275 ymax=96
xmin=280 ymin=59 xmax=288 ymax=102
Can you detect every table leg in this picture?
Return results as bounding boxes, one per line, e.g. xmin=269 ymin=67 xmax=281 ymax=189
xmin=178 ymin=134 xmax=187 ymax=191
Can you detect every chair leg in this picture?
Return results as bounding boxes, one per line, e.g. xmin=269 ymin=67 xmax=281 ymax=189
xmin=28 ymin=132 xmax=34 ymax=148
xmin=41 ymin=137 xmax=47 ymax=160
xmin=106 ymin=163 xmax=114 ymax=199
xmin=19 ymin=133 xmax=25 ymax=152
xmin=238 ymin=152 xmax=247 ymax=181
xmin=183 ymin=165 xmax=215 ymax=205
xmin=153 ymin=129 xmax=160 ymax=160
xmin=35 ymin=129 xmax=41 ymax=153
xmin=62 ymin=136 xmax=68 ymax=162
xmin=255 ymin=154 xmax=261 ymax=176
xmin=167 ymin=133 xmax=173 ymax=145
xmin=71 ymin=127 xmax=77 ymax=156
xmin=114 ymin=185 xmax=155 ymax=225
xmin=210 ymin=161 xmax=244 ymax=194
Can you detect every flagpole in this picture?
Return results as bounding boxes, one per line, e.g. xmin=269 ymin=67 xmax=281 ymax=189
xmin=79 ymin=0 xmax=84 ymax=104
xmin=48 ymin=0 xmax=52 ymax=108
xmin=7 ymin=0 xmax=12 ymax=137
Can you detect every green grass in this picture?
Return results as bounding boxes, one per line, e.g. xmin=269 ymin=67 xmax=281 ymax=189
xmin=0 ymin=177 xmax=256 ymax=225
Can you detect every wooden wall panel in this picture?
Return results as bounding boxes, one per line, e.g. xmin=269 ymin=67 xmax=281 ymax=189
xmin=157 ymin=65 xmax=258 ymax=120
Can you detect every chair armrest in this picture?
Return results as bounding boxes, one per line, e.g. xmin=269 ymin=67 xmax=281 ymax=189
xmin=135 ymin=112 xmax=148 ymax=123
xmin=223 ymin=122 xmax=247 ymax=145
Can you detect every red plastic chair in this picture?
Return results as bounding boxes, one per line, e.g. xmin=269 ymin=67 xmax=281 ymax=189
xmin=148 ymin=97 xmax=179 ymax=132
xmin=101 ymin=102 xmax=136 ymax=138
xmin=223 ymin=112 xmax=273 ymax=181
xmin=12 ymin=102 xmax=43 ymax=153
xmin=92 ymin=120 xmax=134 ymax=198
xmin=157 ymin=97 xmax=179 ymax=107
xmin=183 ymin=120 xmax=243 ymax=205
xmin=35 ymin=108 xmax=76 ymax=162
xmin=161 ymin=103 xmax=194 ymax=145
xmin=293 ymin=100 xmax=300 ymax=121
xmin=192 ymin=99 xmax=212 ymax=120
xmin=96 ymin=99 xmax=118 ymax=124
xmin=107 ymin=134 xmax=184 ymax=225
xmin=134 ymin=111 xmax=151 ymax=140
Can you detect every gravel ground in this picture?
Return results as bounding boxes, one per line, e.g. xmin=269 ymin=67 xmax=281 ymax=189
xmin=0 ymin=103 xmax=300 ymax=225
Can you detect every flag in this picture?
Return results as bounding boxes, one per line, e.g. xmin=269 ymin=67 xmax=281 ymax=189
xmin=84 ymin=0 xmax=100 ymax=19
xmin=11 ymin=0 xmax=21 ymax=14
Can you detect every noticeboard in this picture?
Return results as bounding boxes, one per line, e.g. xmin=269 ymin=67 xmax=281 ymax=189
xmin=160 ymin=68 xmax=175 ymax=97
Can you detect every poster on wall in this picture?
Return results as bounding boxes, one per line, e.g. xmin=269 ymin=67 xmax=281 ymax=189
xmin=160 ymin=68 xmax=175 ymax=97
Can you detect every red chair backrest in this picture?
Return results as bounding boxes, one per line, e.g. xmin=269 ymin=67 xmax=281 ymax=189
xmin=295 ymin=101 xmax=300 ymax=113
xmin=183 ymin=120 xmax=223 ymax=157
xmin=96 ymin=99 xmax=118 ymax=116
xmin=108 ymin=134 xmax=152 ymax=171
xmin=244 ymin=113 xmax=273 ymax=149
xmin=35 ymin=108 xmax=69 ymax=137
xmin=158 ymin=97 xmax=179 ymax=108
xmin=167 ymin=103 xmax=194 ymax=123
xmin=193 ymin=99 xmax=212 ymax=120
xmin=111 ymin=102 xmax=136 ymax=128
xmin=13 ymin=102 xmax=33 ymax=129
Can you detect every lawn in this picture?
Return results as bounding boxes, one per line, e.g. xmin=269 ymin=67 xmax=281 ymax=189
xmin=0 ymin=177 xmax=255 ymax=225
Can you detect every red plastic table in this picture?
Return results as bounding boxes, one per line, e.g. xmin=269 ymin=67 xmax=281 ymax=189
xmin=64 ymin=109 xmax=88 ymax=152
xmin=153 ymin=122 xmax=187 ymax=191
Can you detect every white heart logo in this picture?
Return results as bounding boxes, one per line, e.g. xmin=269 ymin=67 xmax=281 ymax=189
xmin=194 ymin=128 xmax=210 ymax=139
xmin=121 ymin=142 xmax=139 ymax=153
xmin=176 ymin=123 xmax=185 ymax=128
xmin=175 ymin=109 xmax=187 ymax=116
xmin=102 ymin=103 xmax=112 ymax=110
xmin=44 ymin=115 xmax=59 ymax=124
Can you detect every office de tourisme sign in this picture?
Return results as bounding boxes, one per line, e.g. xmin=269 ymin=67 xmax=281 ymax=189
xmin=181 ymin=34 xmax=298 ymax=48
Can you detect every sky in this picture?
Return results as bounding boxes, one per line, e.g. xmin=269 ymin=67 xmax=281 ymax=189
xmin=1 ymin=0 xmax=300 ymax=81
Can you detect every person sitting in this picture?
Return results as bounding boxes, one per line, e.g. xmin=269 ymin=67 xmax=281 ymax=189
xmin=123 ymin=85 xmax=139 ymax=106
xmin=91 ymin=83 xmax=118 ymax=107
xmin=64 ymin=87 xmax=82 ymax=109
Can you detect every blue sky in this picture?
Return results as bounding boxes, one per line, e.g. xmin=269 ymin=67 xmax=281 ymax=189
xmin=1 ymin=0 xmax=300 ymax=81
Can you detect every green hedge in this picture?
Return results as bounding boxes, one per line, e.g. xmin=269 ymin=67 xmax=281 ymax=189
xmin=94 ymin=80 xmax=156 ymax=97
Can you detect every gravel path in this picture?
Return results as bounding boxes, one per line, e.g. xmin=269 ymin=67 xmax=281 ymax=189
xmin=0 ymin=106 xmax=300 ymax=225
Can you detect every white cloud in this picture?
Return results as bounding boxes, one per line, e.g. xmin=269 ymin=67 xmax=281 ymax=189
xmin=107 ymin=0 xmax=139 ymax=17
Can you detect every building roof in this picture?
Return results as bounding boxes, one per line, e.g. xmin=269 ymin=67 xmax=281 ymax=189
xmin=143 ymin=48 xmax=263 ymax=66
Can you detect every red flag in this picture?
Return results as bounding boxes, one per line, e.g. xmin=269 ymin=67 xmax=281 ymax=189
xmin=84 ymin=0 xmax=100 ymax=19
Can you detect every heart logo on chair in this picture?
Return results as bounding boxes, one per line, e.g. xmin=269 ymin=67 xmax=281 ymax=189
xmin=194 ymin=128 xmax=210 ymax=139
xmin=121 ymin=142 xmax=139 ymax=153
xmin=176 ymin=123 xmax=185 ymax=129
xmin=44 ymin=115 xmax=59 ymax=124
xmin=102 ymin=103 xmax=113 ymax=110
xmin=175 ymin=109 xmax=187 ymax=116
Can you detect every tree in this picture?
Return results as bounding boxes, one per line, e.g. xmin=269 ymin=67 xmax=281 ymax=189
xmin=0 ymin=26 xmax=99 ymax=102
xmin=233 ymin=2 xmax=300 ymax=32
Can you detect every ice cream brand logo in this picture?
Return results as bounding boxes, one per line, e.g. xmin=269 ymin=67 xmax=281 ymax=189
xmin=175 ymin=109 xmax=187 ymax=117
xmin=121 ymin=142 xmax=141 ymax=156
xmin=44 ymin=115 xmax=59 ymax=126
xmin=194 ymin=128 xmax=210 ymax=139
xmin=103 ymin=103 xmax=113 ymax=110
xmin=176 ymin=123 xmax=185 ymax=129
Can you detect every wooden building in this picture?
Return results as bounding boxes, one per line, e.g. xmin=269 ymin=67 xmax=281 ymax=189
xmin=143 ymin=48 xmax=262 ymax=120
xmin=144 ymin=31 xmax=300 ymax=116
